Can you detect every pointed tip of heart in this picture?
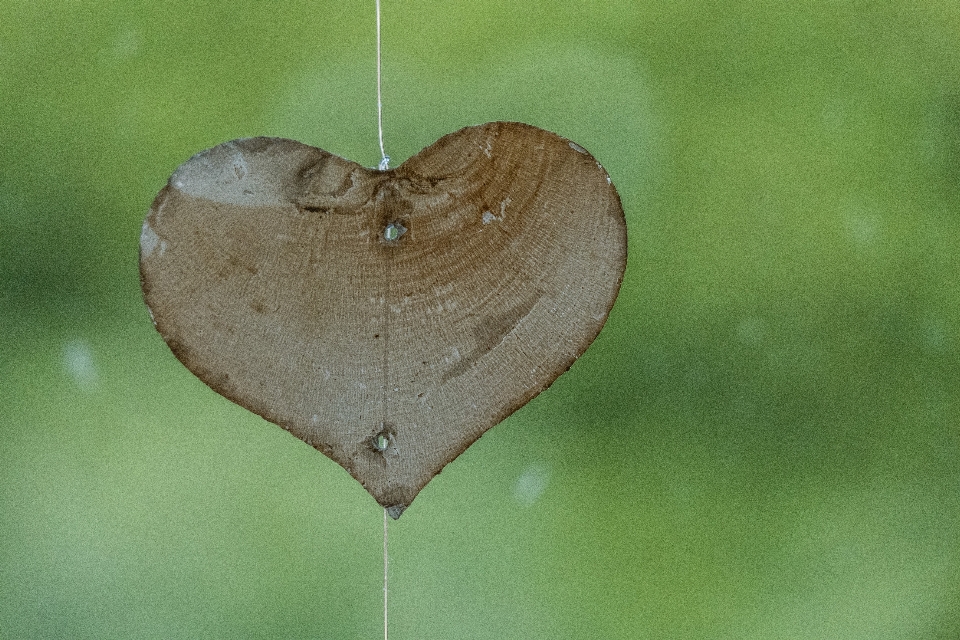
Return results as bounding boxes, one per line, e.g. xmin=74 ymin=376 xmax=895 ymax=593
xmin=385 ymin=504 xmax=407 ymax=520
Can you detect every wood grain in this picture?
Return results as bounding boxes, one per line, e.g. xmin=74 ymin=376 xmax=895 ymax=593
xmin=140 ymin=122 xmax=626 ymax=517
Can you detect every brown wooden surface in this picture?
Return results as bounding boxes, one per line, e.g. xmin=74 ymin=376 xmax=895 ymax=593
xmin=139 ymin=122 xmax=626 ymax=517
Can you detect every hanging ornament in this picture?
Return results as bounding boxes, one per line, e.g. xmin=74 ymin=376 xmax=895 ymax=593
xmin=140 ymin=122 xmax=626 ymax=518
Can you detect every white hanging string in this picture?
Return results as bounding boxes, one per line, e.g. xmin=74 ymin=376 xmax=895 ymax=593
xmin=376 ymin=0 xmax=390 ymax=170
xmin=378 ymin=1 xmax=390 ymax=635
xmin=378 ymin=4 xmax=390 ymax=636
xmin=383 ymin=507 xmax=389 ymax=640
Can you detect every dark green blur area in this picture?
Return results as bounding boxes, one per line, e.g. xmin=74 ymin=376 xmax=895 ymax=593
xmin=2 ymin=0 xmax=959 ymax=637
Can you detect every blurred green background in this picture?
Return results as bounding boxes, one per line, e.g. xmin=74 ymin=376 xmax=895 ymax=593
xmin=2 ymin=0 xmax=959 ymax=637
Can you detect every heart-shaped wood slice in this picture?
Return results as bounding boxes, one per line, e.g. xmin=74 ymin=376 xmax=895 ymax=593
xmin=140 ymin=122 xmax=626 ymax=518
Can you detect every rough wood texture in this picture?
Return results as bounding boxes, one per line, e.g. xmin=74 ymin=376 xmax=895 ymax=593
xmin=140 ymin=122 xmax=626 ymax=518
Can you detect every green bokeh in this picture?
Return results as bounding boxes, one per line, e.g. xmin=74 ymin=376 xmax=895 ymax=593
xmin=3 ymin=1 xmax=959 ymax=638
